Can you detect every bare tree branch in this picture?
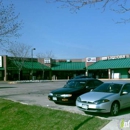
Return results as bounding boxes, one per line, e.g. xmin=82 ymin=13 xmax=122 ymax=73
xmin=36 ymin=51 xmax=54 ymax=79
xmin=0 ymin=0 xmax=22 ymax=45
xmin=5 ymin=42 xmax=31 ymax=80
xmin=46 ymin=0 xmax=130 ymax=23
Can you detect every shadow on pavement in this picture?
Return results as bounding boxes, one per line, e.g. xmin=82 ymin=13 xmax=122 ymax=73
xmin=0 ymin=87 xmax=16 ymax=89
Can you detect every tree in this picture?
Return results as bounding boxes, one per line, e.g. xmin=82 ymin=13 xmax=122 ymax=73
xmin=46 ymin=0 xmax=130 ymax=23
xmin=0 ymin=0 xmax=22 ymax=46
xmin=6 ymin=42 xmax=31 ymax=80
xmin=36 ymin=51 xmax=54 ymax=80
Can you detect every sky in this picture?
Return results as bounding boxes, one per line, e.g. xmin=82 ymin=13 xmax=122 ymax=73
xmin=2 ymin=0 xmax=130 ymax=59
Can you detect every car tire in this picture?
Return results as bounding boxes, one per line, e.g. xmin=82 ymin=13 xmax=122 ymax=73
xmin=110 ymin=102 xmax=119 ymax=116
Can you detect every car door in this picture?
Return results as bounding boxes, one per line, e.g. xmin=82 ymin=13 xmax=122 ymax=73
xmin=120 ymin=84 xmax=130 ymax=109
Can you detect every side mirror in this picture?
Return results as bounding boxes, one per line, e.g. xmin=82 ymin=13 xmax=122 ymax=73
xmin=122 ymin=90 xmax=128 ymax=95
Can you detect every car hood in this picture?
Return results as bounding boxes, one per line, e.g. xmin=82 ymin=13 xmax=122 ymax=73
xmin=80 ymin=92 xmax=117 ymax=102
xmin=51 ymin=87 xmax=81 ymax=94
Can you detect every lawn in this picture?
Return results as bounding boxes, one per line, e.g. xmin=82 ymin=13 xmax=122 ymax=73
xmin=0 ymin=98 xmax=110 ymax=130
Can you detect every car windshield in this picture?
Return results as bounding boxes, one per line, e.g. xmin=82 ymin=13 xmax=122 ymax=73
xmin=64 ymin=81 xmax=86 ymax=88
xmin=93 ymin=83 xmax=122 ymax=93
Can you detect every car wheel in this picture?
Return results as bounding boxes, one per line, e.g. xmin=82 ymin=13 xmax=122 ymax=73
xmin=110 ymin=102 xmax=119 ymax=116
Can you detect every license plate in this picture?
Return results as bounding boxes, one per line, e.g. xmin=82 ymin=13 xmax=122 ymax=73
xmin=52 ymin=97 xmax=57 ymax=100
xmin=82 ymin=104 xmax=88 ymax=109
xmin=62 ymin=99 xmax=68 ymax=101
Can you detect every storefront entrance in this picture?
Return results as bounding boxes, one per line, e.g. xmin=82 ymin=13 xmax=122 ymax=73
xmin=88 ymin=69 xmax=108 ymax=79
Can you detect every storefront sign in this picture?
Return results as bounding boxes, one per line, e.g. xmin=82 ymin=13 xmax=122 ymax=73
xmin=44 ymin=58 xmax=51 ymax=63
xmin=118 ymin=55 xmax=126 ymax=58
xmin=102 ymin=57 xmax=108 ymax=60
xmin=108 ymin=55 xmax=119 ymax=60
xmin=107 ymin=55 xmax=126 ymax=60
xmin=0 ymin=56 xmax=2 ymax=67
xmin=86 ymin=57 xmax=96 ymax=62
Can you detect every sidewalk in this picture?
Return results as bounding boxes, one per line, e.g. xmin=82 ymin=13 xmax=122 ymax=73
xmin=101 ymin=119 xmax=120 ymax=130
xmin=0 ymin=81 xmax=9 ymax=84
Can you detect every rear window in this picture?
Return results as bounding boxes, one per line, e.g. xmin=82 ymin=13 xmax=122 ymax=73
xmin=64 ymin=81 xmax=86 ymax=88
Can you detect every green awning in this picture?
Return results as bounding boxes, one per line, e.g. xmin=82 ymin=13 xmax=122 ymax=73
xmin=0 ymin=67 xmax=4 ymax=70
xmin=23 ymin=61 xmax=50 ymax=70
xmin=8 ymin=61 xmax=50 ymax=70
xmin=87 ymin=58 xmax=130 ymax=70
xmin=52 ymin=62 xmax=86 ymax=71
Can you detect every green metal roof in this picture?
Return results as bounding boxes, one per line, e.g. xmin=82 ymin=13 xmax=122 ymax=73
xmin=52 ymin=62 xmax=86 ymax=71
xmin=23 ymin=62 xmax=50 ymax=70
xmin=8 ymin=61 xmax=50 ymax=70
xmin=87 ymin=58 xmax=130 ymax=70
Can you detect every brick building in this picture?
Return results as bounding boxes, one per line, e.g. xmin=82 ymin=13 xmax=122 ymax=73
xmin=0 ymin=54 xmax=130 ymax=81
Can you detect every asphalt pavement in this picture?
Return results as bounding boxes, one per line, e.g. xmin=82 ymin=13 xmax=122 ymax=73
xmin=0 ymin=80 xmax=130 ymax=130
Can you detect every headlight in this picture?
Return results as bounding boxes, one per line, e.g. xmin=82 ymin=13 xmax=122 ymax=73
xmin=76 ymin=97 xmax=81 ymax=102
xmin=60 ymin=94 xmax=72 ymax=97
xmin=49 ymin=93 xmax=53 ymax=96
xmin=94 ymin=99 xmax=109 ymax=104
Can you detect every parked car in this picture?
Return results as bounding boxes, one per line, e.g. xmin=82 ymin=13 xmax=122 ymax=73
xmin=76 ymin=82 xmax=130 ymax=116
xmin=48 ymin=78 xmax=103 ymax=105
xmin=73 ymin=75 xmax=91 ymax=79
xmin=67 ymin=75 xmax=92 ymax=84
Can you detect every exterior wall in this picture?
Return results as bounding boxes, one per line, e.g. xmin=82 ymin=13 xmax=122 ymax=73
xmin=88 ymin=69 xmax=108 ymax=79
xmin=38 ymin=58 xmax=52 ymax=67
xmin=0 ymin=55 xmax=8 ymax=81
xmin=87 ymin=54 xmax=130 ymax=79
xmin=2 ymin=56 xmax=52 ymax=81
xmin=88 ymin=69 xmax=129 ymax=79
xmin=3 ymin=56 xmax=7 ymax=81
xmin=86 ymin=57 xmax=100 ymax=67
xmin=52 ymin=70 xmax=86 ymax=80
xmin=1 ymin=55 xmax=130 ymax=81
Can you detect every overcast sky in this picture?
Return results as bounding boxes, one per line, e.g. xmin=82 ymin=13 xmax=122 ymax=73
xmin=2 ymin=0 xmax=130 ymax=59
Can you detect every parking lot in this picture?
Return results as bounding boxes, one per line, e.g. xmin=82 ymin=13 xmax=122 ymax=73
xmin=0 ymin=80 xmax=130 ymax=121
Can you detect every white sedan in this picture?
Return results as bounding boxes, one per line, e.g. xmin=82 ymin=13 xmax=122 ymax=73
xmin=76 ymin=82 xmax=130 ymax=116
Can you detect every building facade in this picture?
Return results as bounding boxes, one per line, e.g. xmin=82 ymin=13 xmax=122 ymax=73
xmin=0 ymin=54 xmax=130 ymax=81
xmin=86 ymin=54 xmax=130 ymax=79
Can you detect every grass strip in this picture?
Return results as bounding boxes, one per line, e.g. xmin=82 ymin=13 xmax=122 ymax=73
xmin=0 ymin=98 xmax=110 ymax=130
